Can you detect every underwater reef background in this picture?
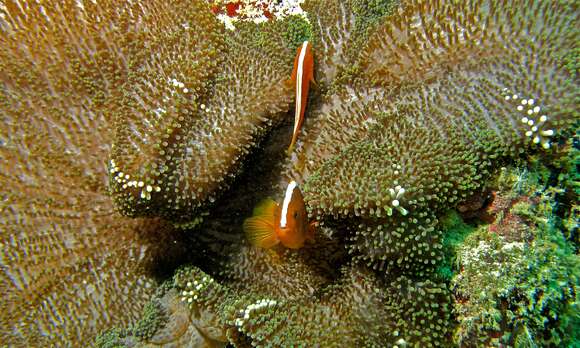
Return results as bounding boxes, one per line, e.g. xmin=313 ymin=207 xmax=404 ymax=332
xmin=0 ymin=0 xmax=578 ymax=347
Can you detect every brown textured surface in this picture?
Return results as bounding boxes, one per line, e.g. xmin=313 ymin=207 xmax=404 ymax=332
xmin=109 ymin=17 xmax=294 ymax=222
xmin=0 ymin=0 xmax=298 ymax=343
xmin=0 ymin=0 xmax=213 ymax=345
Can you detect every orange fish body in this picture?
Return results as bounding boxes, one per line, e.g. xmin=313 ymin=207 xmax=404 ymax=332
xmin=243 ymin=181 xmax=316 ymax=249
xmin=288 ymin=41 xmax=315 ymax=152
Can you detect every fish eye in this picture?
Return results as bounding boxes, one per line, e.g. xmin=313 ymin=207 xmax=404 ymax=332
xmin=293 ymin=212 xmax=298 ymax=219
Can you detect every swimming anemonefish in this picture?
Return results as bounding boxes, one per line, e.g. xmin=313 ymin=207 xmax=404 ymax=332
xmin=243 ymin=181 xmax=316 ymax=249
xmin=288 ymin=41 xmax=315 ymax=152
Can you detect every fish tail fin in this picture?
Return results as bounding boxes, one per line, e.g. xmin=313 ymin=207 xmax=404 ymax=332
xmin=287 ymin=132 xmax=299 ymax=154
xmin=244 ymin=199 xmax=280 ymax=249
xmin=253 ymin=198 xmax=279 ymax=216
xmin=310 ymin=76 xmax=317 ymax=88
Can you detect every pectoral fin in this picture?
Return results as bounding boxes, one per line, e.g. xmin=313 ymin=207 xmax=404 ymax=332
xmin=306 ymin=221 xmax=317 ymax=242
xmin=310 ymin=76 xmax=317 ymax=88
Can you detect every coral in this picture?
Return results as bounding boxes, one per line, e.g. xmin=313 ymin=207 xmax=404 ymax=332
xmin=284 ymin=0 xmax=579 ymax=274
xmin=451 ymin=165 xmax=579 ymax=347
xmin=383 ymin=276 xmax=452 ymax=347
xmin=96 ymin=284 xmax=227 ymax=348
xmin=0 ymin=0 xmax=200 ymax=345
xmin=352 ymin=0 xmax=398 ymax=34
xmin=560 ymin=46 xmax=580 ymax=80
xmin=104 ymin=212 xmax=452 ymax=347
xmin=0 ymin=0 xmax=295 ymax=345
xmin=115 ymin=263 xmax=451 ymax=348
xmin=233 ymin=13 xmax=312 ymax=53
xmin=348 ymin=0 xmax=399 ymax=69
xmin=281 ymin=14 xmax=313 ymax=49
xmin=220 ymin=266 xmax=392 ymax=347
xmin=96 ymin=1 xmax=576 ymax=346
xmin=131 ymin=299 xmax=167 ymax=341
xmin=95 ymin=329 xmax=129 ymax=348
xmin=2 ymin=0 xmax=578 ymax=346
xmin=219 ymin=245 xmax=335 ymax=298
xmin=109 ymin=3 xmax=295 ymax=222
xmin=301 ymin=0 xmax=360 ymax=87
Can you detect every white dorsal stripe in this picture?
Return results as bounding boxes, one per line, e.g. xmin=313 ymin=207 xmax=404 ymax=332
xmin=280 ymin=181 xmax=298 ymax=228
xmin=294 ymin=41 xmax=309 ymax=136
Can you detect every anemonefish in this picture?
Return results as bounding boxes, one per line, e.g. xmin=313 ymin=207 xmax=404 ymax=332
xmin=243 ymin=181 xmax=316 ymax=249
xmin=288 ymin=41 xmax=315 ymax=152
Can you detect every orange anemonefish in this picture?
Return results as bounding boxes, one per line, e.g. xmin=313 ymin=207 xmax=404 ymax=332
xmin=243 ymin=181 xmax=316 ymax=249
xmin=288 ymin=41 xmax=315 ymax=152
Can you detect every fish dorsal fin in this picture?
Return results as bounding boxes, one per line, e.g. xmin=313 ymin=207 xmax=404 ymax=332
xmin=290 ymin=43 xmax=302 ymax=83
xmin=253 ymin=198 xmax=279 ymax=217
xmin=244 ymin=199 xmax=280 ymax=249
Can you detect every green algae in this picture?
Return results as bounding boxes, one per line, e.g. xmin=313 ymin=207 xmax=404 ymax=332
xmin=437 ymin=210 xmax=477 ymax=281
xmin=451 ymin=164 xmax=580 ymax=347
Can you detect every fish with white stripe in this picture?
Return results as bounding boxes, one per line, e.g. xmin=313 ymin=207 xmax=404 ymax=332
xmin=288 ymin=41 xmax=315 ymax=152
xmin=243 ymin=181 xmax=316 ymax=249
